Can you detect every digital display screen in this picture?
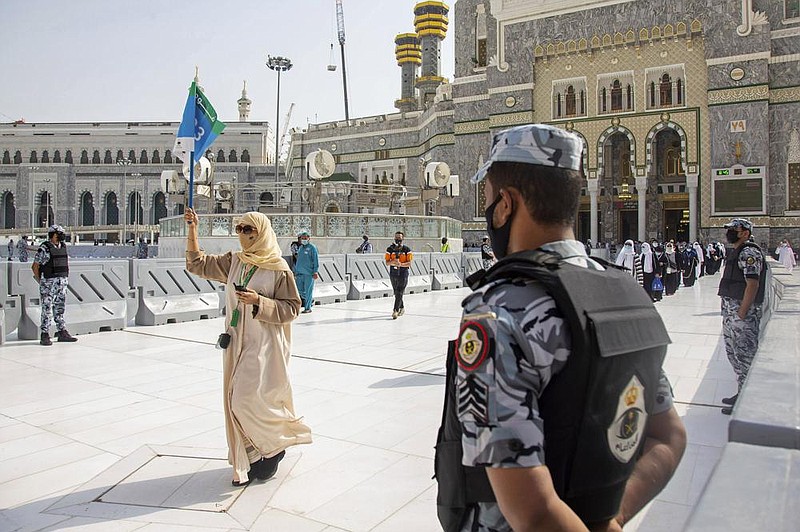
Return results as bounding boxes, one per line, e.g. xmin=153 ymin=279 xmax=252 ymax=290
xmin=714 ymin=178 xmax=763 ymax=213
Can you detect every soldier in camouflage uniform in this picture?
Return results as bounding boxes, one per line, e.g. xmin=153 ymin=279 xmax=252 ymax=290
xmin=717 ymin=218 xmax=765 ymax=415
xmin=32 ymin=225 xmax=78 ymax=346
xmin=450 ymin=124 xmax=686 ymax=531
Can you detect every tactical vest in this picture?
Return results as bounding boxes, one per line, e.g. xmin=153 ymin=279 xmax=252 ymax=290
xmin=717 ymin=242 xmax=767 ymax=305
xmin=41 ymin=241 xmax=69 ymax=279
xmin=434 ymin=250 xmax=670 ymax=530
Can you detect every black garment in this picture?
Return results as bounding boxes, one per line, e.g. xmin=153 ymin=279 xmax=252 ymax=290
xmin=435 ymin=250 xmax=669 ymax=529
xmin=718 ymin=242 xmax=767 ymax=305
xmin=390 ymin=274 xmax=408 ymax=312
xmin=663 ymin=252 xmax=679 ymax=295
xmin=41 ymin=241 xmax=69 ymax=278
xmin=681 ymin=251 xmax=698 ymax=287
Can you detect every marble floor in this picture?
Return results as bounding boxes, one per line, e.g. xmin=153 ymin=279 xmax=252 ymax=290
xmin=0 ymin=273 xmax=736 ymax=531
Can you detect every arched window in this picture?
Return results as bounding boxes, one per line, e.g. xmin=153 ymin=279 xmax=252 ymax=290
xmin=580 ymin=90 xmax=586 ymax=115
xmin=13 ymin=151 xmax=21 ymax=164
xmin=30 ymin=150 xmax=38 ymax=163
xmin=626 ymin=84 xmax=633 ymax=110
xmin=2 ymin=192 xmax=15 ymax=229
xmin=104 ymin=150 xmax=113 ymax=164
xmin=660 ymin=73 xmax=672 ymax=106
xmin=152 ymin=192 xmax=167 ymax=224
xmin=164 ymin=150 xmax=173 ymax=164
xmin=229 ymin=150 xmax=238 ymax=163
xmin=53 ymin=150 xmax=61 ymax=163
xmin=92 ymin=150 xmax=101 ymax=164
xmin=260 ymin=191 xmax=274 ymax=205
xmin=676 ymin=78 xmax=683 ymax=104
xmin=650 ymin=82 xmax=656 ymax=107
xmin=105 ymin=191 xmax=119 ymax=225
xmin=566 ymin=86 xmax=576 ymax=116
xmin=611 ymin=80 xmax=623 ymax=111
xmin=601 ymin=88 xmax=607 ymax=112
xmin=128 ymin=191 xmax=143 ymax=226
xmin=556 ymin=93 xmax=562 ymax=118
xmin=80 ymin=192 xmax=95 ymax=226
xmin=41 ymin=150 xmax=50 ymax=163
xmin=140 ymin=149 xmax=149 ymax=164
xmin=217 ymin=149 xmax=226 ymax=162
xmin=80 ymin=150 xmax=89 ymax=164
xmin=128 ymin=150 xmax=136 ymax=163
xmin=241 ymin=149 xmax=250 ymax=163
xmin=117 ymin=150 xmax=124 ymax=162
xmin=65 ymin=150 xmax=73 ymax=164
xmin=152 ymin=150 xmax=160 ymax=164
xmin=2 ymin=151 xmax=9 ymax=164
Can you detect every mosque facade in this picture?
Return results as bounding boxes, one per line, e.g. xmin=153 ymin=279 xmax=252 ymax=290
xmin=288 ymin=0 xmax=800 ymax=247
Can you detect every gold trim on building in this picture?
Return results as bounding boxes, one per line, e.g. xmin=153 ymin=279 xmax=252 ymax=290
xmin=707 ymin=84 xmax=769 ymax=105
xmin=770 ymin=86 xmax=800 ymax=104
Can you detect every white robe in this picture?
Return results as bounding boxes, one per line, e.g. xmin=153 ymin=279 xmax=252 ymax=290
xmin=776 ymin=245 xmax=796 ymax=273
xmin=187 ymin=250 xmax=312 ymax=482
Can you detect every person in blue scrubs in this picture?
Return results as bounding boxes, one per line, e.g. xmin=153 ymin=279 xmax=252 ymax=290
xmin=294 ymin=230 xmax=319 ymax=313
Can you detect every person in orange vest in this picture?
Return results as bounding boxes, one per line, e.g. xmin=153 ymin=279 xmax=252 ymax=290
xmin=385 ymin=231 xmax=413 ymax=319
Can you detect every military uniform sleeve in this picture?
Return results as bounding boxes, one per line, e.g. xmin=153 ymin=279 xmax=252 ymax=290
xmin=253 ymin=270 xmax=302 ymax=324
xmin=185 ymin=250 xmax=232 ymax=283
xmin=738 ymin=247 xmax=762 ymax=279
xmin=456 ymin=283 xmax=570 ymax=470
xmin=652 ymin=370 xmax=674 ymax=415
xmin=33 ymin=245 xmax=50 ymax=265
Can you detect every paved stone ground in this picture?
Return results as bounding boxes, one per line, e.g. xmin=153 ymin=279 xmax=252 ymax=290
xmin=0 ymin=273 xmax=735 ymax=531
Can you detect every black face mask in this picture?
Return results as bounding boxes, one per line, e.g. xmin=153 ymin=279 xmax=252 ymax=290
xmin=394 ymin=238 xmax=403 ymax=245
xmin=725 ymin=229 xmax=740 ymax=244
xmin=485 ymin=194 xmax=513 ymax=261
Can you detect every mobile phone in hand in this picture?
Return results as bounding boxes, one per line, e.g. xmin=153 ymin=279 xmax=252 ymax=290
xmin=234 ymin=284 xmax=246 ymax=292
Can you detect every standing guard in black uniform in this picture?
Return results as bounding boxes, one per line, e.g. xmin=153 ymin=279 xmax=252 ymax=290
xmin=435 ymin=124 xmax=686 ymax=531
xmin=717 ymin=218 xmax=766 ymax=414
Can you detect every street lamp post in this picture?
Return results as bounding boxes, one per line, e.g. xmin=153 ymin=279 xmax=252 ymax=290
xmin=130 ymin=173 xmax=142 ymax=242
xmin=266 ymin=55 xmax=292 ymax=185
xmin=117 ymin=158 xmax=131 ymax=243
xmin=27 ymin=166 xmax=40 ymax=231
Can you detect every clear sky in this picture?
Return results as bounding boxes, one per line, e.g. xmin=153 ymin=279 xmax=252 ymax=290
xmin=0 ymin=0 xmax=456 ymax=132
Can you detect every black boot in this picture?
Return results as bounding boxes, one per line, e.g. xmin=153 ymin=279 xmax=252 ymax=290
xmin=251 ymin=450 xmax=285 ymax=480
xmin=721 ymin=393 xmax=738 ymax=406
xmin=40 ymin=333 xmax=52 ymax=346
xmin=56 ymin=330 xmax=78 ymax=342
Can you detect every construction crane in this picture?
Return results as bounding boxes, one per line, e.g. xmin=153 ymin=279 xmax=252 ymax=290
xmin=278 ymin=102 xmax=295 ymax=166
xmin=336 ymin=0 xmax=350 ymax=121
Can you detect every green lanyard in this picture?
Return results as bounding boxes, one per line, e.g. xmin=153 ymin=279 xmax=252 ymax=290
xmin=229 ymin=264 xmax=257 ymax=328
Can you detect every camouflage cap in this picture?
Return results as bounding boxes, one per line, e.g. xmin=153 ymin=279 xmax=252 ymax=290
xmin=297 ymin=229 xmax=310 ymax=237
xmin=48 ymin=224 xmax=65 ymax=234
xmin=471 ymin=124 xmax=584 ymax=184
xmin=724 ymin=218 xmax=754 ymax=232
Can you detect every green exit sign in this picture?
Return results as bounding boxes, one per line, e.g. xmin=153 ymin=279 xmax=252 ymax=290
xmin=747 ymin=167 xmax=761 ymax=174
xmin=716 ymin=169 xmax=730 ymax=176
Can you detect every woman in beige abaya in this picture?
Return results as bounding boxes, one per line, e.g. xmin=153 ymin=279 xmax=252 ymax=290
xmin=185 ymin=208 xmax=312 ymax=486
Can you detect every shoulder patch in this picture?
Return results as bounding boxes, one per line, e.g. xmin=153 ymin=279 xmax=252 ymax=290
xmin=746 ymin=256 xmax=755 ymax=265
xmin=607 ymin=375 xmax=648 ymax=463
xmin=456 ymin=321 xmax=491 ymax=371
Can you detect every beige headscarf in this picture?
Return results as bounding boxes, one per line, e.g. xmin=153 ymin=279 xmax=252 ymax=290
xmin=235 ymin=212 xmax=291 ymax=271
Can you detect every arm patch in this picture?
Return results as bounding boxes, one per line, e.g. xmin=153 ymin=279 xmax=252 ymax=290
xmin=456 ymin=320 xmax=492 ymax=371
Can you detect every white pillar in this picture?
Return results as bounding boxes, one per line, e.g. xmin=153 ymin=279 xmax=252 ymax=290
xmin=635 ymin=176 xmax=647 ymax=242
xmin=686 ymin=173 xmax=699 ymax=242
xmin=588 ymin=178 xmax=599 ymax=244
